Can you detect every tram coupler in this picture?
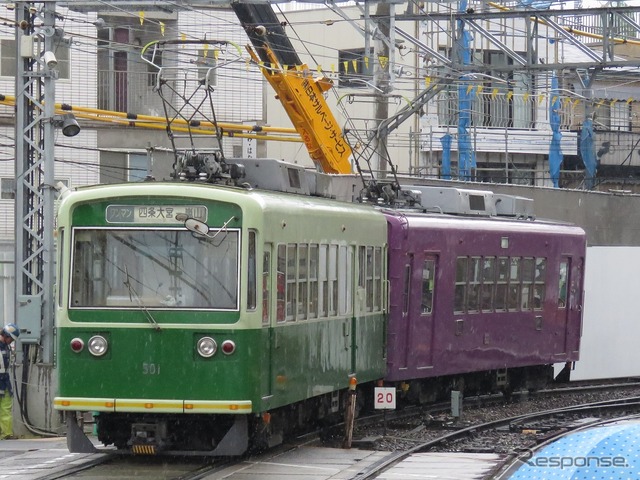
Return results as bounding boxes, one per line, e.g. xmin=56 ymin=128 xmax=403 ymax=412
xmin=129 ymin=422 xmax=168 ymax=455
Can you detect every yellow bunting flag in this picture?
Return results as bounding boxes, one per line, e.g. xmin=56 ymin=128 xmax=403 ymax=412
xmin=364 ymin=57 xmax=369 ymax=69
xmin=523 ymin=92 xmax=529 ymax=102
xmin=203 ymin=44 xmax=209 ymax=58
xmin=491 ymin=88 xmax=499 ymax=99
xmin=466 ymin=84 xmax=473 ymax=95
xmin=139 ymin=11 xmax=145 ymax=25
xmin=159 ymin=21 xmax=165 ymax=36
xmin=506 ymin=91 xmax=513 ymax=101
xmin=213 ymin=49 xmax=219 ymax=60
xmin=378 ymin=55 xmax=388 ymax=69
xmin=343 ymin=61 xmax=349 ymax=72
xmin=425 ymin=77 xmax=431 ymax=87
xmin=351 ymin=59 xmax=358 ymax=72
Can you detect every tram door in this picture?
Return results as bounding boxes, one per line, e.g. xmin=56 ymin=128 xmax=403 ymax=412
xmin=261 ymin=246 xmax=274 ymax=398
xmin=556 ymin=256 xmax=583 ymax=354
xmin=404 ymin=253 xmax=437 ymax=369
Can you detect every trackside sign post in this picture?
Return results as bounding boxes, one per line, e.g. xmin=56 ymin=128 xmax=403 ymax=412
xmin=374 ymin=387 xmax=396 ymax=409
xmin=374 ymin=387 xmax=396 ymax=435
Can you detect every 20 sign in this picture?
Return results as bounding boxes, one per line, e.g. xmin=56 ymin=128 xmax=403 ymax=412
xmin=374 ymin=387 xmax=396 ymax=410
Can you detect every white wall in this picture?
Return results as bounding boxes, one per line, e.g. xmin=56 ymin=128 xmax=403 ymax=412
xmin=569 ymin=246 xmax=640 ymax=380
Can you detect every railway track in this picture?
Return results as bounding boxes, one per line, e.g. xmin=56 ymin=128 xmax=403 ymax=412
xmin=349 ymin=395 xmax=640 ymax=479
xmin=30 ymin=379 xmax=640 ymax=479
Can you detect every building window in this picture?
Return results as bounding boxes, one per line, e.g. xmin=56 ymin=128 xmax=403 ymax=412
xmin=128 ymin=153 xmax=148 ymax=182
xmin=0 ymin=39 xmax=16 ymax=77
xmin=338 ymin=47 xmax=373 ymax=88
xmin=1 ymin=39 xmax=70 ymax=79
xmin=1 ymin=178 xmax=14 ymax=199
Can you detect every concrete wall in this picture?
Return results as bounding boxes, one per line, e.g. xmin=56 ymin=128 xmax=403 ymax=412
xmin=571 ymin=246 xmax=640 ymax=381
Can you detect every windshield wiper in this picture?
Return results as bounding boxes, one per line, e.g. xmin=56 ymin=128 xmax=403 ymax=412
xmin=123 ymin=266 xmax=161 ymax=331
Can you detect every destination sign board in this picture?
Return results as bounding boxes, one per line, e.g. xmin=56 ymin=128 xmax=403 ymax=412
xmin=105 ymin=205 xmax=207 ymax=224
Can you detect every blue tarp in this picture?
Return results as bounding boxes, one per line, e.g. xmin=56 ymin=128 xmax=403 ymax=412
xmin=440 ymin=134 xmax=452 ymax=180
xmin=457 ymin=0 xmax=475 ymax=180
xmin=549 ymin=73 xmax=563 ymax=188
xmin=580 ymin=117 xmax=597 ymax=189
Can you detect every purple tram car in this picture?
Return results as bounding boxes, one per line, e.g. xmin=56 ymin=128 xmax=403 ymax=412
xmin=383 ymin=209 xmax=587 ymax=400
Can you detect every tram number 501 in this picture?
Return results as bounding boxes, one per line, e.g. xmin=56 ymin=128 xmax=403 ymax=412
xmin=374 ymin=387 xmax=396 ymax=410
xmin=142 ymin=362 xmax=161 ymax=375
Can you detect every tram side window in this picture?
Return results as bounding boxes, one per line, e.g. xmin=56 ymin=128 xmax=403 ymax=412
xmin=297 ymin=244 xmax=308 ymax=320
xmin=338 ymin=246 xmax=352 ymax=316
xmin=328 ymin=245 xmax=338 ymax=316
xmin=262 ymin=249 xmax=271 ymax=325
xmin=481 ymin=257 xmax=495 ymax=311
xmin=365 ymin=246 xmax=374 ymax=312
xmin=373 ymin=247 xmax=382 ymax=311
xmin=276 ymin=245 xmax=286 ymax=322
xmin=558 ymin=261 xmax=568 ymax=308
xmin=495 ymin=257 xmax=509 ymax=311
xmin=520 ymin=257 xmax=535 ymax=311
xmin=533 ymin=257 xmax=546 ymax=309
xmin=421 ymin=258 xmax=435 ymax=314
xmin=358 ymin=245 xmax=383 ymax=313
xmin=403 ymin=263 xmax=411 ymax=314
xmin=247 ymin=231 xmax=257 ymax=311
xmin=319 ymin=245 xmax=328 ymax=316
xmin=454 ymin=257 xmax=467 ymax=313
xmin=507 ymin=257 xmax=521 ymax=311
xmin=308 ymin=244 xmax=318 ymax=319
xmin=286 ymin=244 xmax=297 ymax=321
xmin=468 ymin=257 xmax=481 ymax=313
xmin=58 ymin=228 xmax=65 ymax=307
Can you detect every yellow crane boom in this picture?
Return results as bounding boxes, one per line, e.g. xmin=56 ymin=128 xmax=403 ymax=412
xmin=248 ymin=45 xmax=353 ymax=174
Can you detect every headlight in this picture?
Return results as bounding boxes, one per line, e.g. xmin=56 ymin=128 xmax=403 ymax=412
xmin=197 ymin=337 xmax=217 ymax=358
xmin=87 ymin=335 xmax=108 ymax=357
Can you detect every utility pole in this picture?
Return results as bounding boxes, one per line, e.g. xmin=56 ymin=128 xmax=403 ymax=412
xmin=14 ymin=1 xmax=57 ymax=364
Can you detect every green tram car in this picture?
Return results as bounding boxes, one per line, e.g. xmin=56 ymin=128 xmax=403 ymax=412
xmin=54 ymin=182 xmax=388 ymax=455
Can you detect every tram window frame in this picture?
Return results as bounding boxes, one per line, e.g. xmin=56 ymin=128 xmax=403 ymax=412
xmin=495 ymin=257 xmax=509 ymax=311
xmin=533 ymin=257 xmax=546 ymax=310
xmin=262 ymin=247 xmax=271 ymax=325
xmin=481 ymin=256 xmax=495 ymax=312
xmin=402 ymin=263 xmax=412 ymax=315
xmin=467 ymin=256 xmax=482 ymax=313
xmin=319 ymin=244 xmax=328 ymax=317
xmin=507 ymin=257 xmax=521 ymax=311
xmin=297 ymin=244 xmax=308 ymax=320
xmin=421 ymin=257 xmax=436 ymax=315
xmin=58 ymin=228 xmax=65 ymax=307
xmin=338 ymin=246 xmax=352 ymax=316
xmin=373 ymin=246 xmax=382 ymax=312
xmin=286 ymin=244 xmax=298 ymax=321
xmin=520 ymin=257 xmax=535 ymax=311
xmin=308 ymin=244 xmax=319 ymax=319
xmin=454 ymin=256 xmax=467 ymax=313
xmin=276 ymin=244 xmax=287 ymax=323
xmin=328 ymin=245 xmax=338 ymax=316
xmin=365 ymin=246 xmax=374 ymax=312
xmin=558 ymin=260 xmax=568 ymax=309
xmin=247 ymin=230 xmax=257 ymax=311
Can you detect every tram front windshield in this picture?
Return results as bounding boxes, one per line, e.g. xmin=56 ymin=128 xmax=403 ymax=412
xmin=70 ymin=228 xmax=239 ymax=310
